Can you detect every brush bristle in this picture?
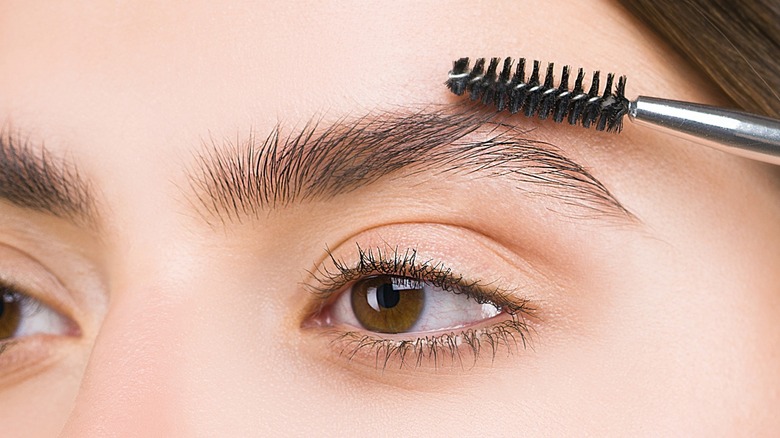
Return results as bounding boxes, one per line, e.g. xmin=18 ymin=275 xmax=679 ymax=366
xmin=446 ymin=57 xmax=630 ymax=133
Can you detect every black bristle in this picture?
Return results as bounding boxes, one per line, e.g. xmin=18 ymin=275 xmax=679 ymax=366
xmin=446 ymin=57 xmax=630 ymax=133
xmin=512 ymin=58 xmax=526 ymax=84
xmin=452 ymin=57 xmax=470 ymax=74
xmin=595 ymin=73 xmax=615 ymax=131
xmin=537 ymin=63 xmax=557 ymax=120
xmin=587 ymin=71 xmax=601 ymax=96
xmin=553 ymin=65 xmax=571 ymax=123
xmin=606 ymin=76 xmax=629 ymax=132
xmin=446 ymin=58 xmax=471 ymax=95
xmin=602 ymin=72 xmax=614 ymax=97
xmin=499 ymin=57 xmax=514 ymax=82
xmin=468 ymin=58 xmax=487 ymax=101
xmin=507 ymin=58 xmax=527 ymax=114
xmin=581 ymin=71 xmax=602 ymax=129
xmin=567 ymin=68 xmax=586 ymax=125
xmin=542 ymin=62 xmax=555 ymax=88
xmin=494 ymin=57 xmax=514 ymax=111
xmin=616 ymin=75 xmax=627 ymax=99
xmin=480 ymin=58 xmax=500 ymax=105
xmin=523 ymin=60 xmax=542 ymax=117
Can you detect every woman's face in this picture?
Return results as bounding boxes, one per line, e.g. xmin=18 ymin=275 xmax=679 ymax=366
xmin=1 ymin=1 xmax=779 ymax=435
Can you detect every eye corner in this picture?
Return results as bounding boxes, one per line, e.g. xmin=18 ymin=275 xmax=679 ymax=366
xmin=299 ymin=305 xmax=332 ymax=330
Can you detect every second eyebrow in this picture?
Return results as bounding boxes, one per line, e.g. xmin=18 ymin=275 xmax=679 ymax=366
xmin=0 ymin=128 xmax=97 ymax=227
xmin=188 ymin=107 xmax=633 ymax=223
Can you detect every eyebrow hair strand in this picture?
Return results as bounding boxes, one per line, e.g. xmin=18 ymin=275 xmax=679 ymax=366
xmin=0 ymin=127 xmax=97 ymax=226
xmin=188 ymin=106 xmax=634 ymax=224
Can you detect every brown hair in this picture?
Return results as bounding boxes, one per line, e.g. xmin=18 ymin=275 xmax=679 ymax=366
xmin=620 ymin=0 xmax=780 ymax=118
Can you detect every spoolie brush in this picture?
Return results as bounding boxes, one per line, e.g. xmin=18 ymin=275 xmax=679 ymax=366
xmin=447 ymin=57 xmax=629 ymax=132
xmin=446 ymin=57 xmax=780 ymax=165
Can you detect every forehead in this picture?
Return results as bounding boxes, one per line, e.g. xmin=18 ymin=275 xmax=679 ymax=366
xmin=0 ymin=2 xmax=696 ymax=133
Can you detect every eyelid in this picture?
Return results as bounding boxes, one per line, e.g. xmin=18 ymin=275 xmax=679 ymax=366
xmin=0 ymin=242 xmax=81 ymax=334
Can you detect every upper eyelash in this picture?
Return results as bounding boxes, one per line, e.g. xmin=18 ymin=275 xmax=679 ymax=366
xmin=306 ymin=244 xmax=532 ymax=315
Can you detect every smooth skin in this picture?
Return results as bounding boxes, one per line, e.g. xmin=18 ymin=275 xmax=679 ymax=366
xmin=1 ymin=1 xmax=779 ymax=436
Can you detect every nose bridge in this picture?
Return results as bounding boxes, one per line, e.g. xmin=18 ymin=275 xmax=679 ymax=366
xmin=60 ymin=277 xmax=190 ymax=437
xmin=57 ymin=218 xmax=309 ymax=435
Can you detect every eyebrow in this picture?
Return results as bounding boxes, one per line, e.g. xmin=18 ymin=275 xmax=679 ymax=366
xmin=188 ymin=106 xmax=634 ymax=224
xmin=0 ymin=128 xmax=97 ymax=226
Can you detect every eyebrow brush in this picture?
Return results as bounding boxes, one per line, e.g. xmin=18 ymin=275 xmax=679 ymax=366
xmin=446 ymin=57 xmax=780 ymax=165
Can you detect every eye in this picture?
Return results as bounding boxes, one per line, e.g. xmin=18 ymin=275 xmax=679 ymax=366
xmin=0 ymin=283 xmax=74 ymax=343
xmin=305 ymin=244 xmax=535 ymax=370
xmin=333 ymin=275 xmax=501 ymax=334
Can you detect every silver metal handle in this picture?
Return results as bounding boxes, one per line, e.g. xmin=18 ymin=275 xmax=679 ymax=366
xmin=628 ymin=96 xmax=780 ymax=165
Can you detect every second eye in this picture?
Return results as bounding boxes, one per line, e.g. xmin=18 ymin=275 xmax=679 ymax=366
xmin=331 ymin=275 xmax=502 ymax=335
xmin=0 ymin=285 xmax=75 ymax=341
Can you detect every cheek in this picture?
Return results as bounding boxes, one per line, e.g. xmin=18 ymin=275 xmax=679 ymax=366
xmin=1 ymin=366 xmax=82 ymax=437
xmin=548 ymin=236 xmax=779 ymax=427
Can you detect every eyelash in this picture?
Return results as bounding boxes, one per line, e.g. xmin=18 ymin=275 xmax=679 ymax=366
xmin=305 ymin=244 xmax=536 ymax=370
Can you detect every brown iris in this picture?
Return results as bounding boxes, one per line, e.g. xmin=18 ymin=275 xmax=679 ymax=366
xmin=0 ymin=290 xmax=22 ymax=340
xmin=350 ymin=275 xmax=425 ymax=334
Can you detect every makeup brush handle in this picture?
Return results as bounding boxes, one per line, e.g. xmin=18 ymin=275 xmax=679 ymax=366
xmin=628 ymin=96 xmax=780 ymax=165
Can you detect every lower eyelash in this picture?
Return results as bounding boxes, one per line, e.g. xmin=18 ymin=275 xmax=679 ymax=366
xmin=0 ymin=341 xmax=15 ymax=356
xmin=328 ymin=315 xmax=533 ymax=371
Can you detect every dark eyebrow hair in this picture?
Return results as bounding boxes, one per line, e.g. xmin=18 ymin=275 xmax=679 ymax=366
xmin=0 ymin=128 xmax=97 ymax=226
xmin=188 ymin=106 xmax=634 ymax=224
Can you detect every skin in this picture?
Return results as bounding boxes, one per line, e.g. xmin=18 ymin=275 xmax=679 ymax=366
xmin=1 ymin=0 xmax=779 ymax=436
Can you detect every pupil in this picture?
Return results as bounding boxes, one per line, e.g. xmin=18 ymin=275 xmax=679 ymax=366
xmin=376 ymin=283 xmax=400 ymax=309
